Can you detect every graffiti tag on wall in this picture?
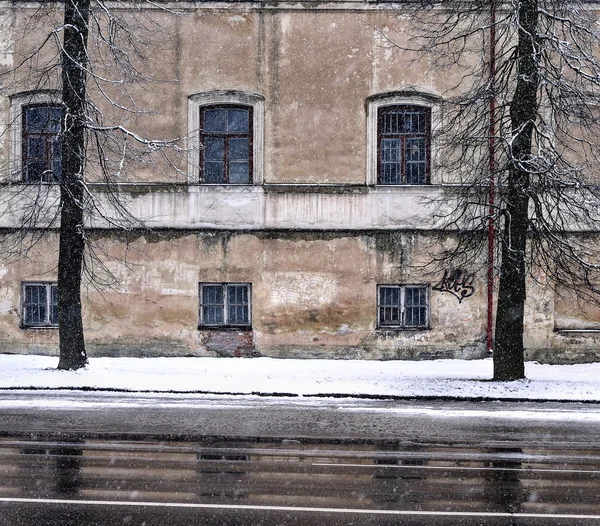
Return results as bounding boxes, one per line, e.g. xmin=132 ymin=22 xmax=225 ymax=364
xmin=432 ymin=269 xmax=475 ymax=303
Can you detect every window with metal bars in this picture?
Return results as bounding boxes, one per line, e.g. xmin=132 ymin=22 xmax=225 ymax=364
xmin=199 ymin=106 xmax=252 ymax=184
xmin=199 ymin=283 xmax=251 ymax=328
xmin=22 ymin=283 xmax=58 ymax=328
xmin=22 ymin=105 xmax=62 ymax=182
xmin=377 ymin=106 xmax=430 ymax=185
xmin=377 ymin=285 xmax=429 ymax=329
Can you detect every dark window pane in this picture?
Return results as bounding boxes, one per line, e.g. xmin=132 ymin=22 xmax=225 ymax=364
xmin=380 ymin=138 xmax=401 ymax=185
xmin=47 ymin=107 xmax=62 ymax=132
xmin=226 ymin=285 xmax=249 ymax=325
xmin=379 ymin=287 xmax=401 ymax=326
xmin=24 ymin=285 xmax=47 ymax=325
xmin=227 ymin=109 xmax=249 ymax=133
xmin=379 ymin=286 xmax=400 ymax=307
xmin=228 ymin=304 xmax=249 ymax=325
xmin=406 ymin=137 xmax=426 ymax=161
xmin=203 ymin=285 xmax=223 ymax=306
xmin=203 ymin=109 xmax=227 ymax=133
xmin=229 ymin=138 xmax=248 ymax=161
xmin=27 ymin=136 xmax=45 ymax=158
xmin=204 ymin=305 xmax=224 ymax=325
xmin=26 ymin=161 xmax=47 ymax=182
xmin=26 ymin=106 xmax=61 ymax=133
xmin=204 ymin=137 xmax=224 ymax=161
xmin=51 ymin=136 xmax=62 ymax=181
xmin=229 ymin=162 xmax=249 ymax=184
xmin=201 ymin=285 xmax=224 ymax=325
xmin=404 ymin=287 xmax=427 ymax=327
xmin=204 ymin=161 xmax=224 ymax=183
xmin=50 ymin=286 xmax=58 ymax=325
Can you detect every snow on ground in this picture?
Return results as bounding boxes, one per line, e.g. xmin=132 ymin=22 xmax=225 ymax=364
xmin=0 ymin=354 xmax=599 ymax=401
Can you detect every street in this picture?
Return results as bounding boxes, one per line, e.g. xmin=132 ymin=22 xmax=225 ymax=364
xmin=1 ymin=391 xmax=600 ymax=524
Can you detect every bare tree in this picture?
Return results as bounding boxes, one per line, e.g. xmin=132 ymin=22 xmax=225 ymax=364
xmin=0 ymin=1 xmax=180 ymax=369
xmin=402 ymin=0 xmax=600 ymax=380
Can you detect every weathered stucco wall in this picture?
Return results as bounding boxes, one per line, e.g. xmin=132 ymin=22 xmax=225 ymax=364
xmin=0 ymin=1 xmax=474 ymax=185
xmin=0 ymin=1 xmax=599 ymax=362
xmin=0 ymin=230 xmax=490 ymax=359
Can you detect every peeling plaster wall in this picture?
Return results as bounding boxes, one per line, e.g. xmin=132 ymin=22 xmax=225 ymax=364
xmin=0 ymin=231 xmax=490 ymax=359
xmin=0 ymin=229 xmax=598 ymax=362
xmin=0 ymin=2 xmax=599 ymax=362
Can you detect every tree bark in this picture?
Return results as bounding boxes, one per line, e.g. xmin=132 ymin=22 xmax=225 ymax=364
xmin=57 ymin=0 xmax=90 ymax=370
xmin=494 ymin=0 xmax=539 ymax=381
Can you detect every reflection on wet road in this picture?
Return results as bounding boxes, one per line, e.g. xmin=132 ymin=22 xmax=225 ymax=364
xmin=1 ymin=435 xmax=600 ymax=525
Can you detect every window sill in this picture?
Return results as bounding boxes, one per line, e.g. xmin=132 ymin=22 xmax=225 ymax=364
xmin=21 ymin=325 xmax=58 ymax=330
xmin=376 ymin=327 xmax=431 ymax=334
xmin=198 ymin=326 xmax=252 ymax=331
xmin=554 ymin=328 xmax=600 ymax=333
xmin=375 ymin=183 xmax=431 ymax=187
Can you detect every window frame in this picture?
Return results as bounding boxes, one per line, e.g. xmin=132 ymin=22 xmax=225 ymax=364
xmin=377 ymin=105 xmax=431 ymax=185
xmin=21 ymin=282 xmax=58 ymax=328
xmin=188 ymin=91 xmax=264 ymax=185
xmin=376 ymin=284 xmax=430 ymax=330
xmin=199 ymin=105 xmax=253 ymax=184
xmin=366 ymin=92 xmax=439 ymax=186
xmin=198 ymin=282 xmax=252 ymax=329
xmin=10 ymin=91 xmax=62 ymax=183
xmin=22 ymin=103 xmax=63 ymax=183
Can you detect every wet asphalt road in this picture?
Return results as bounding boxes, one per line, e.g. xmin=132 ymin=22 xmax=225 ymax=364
xmin=1 ymin=435 xmax=600 ymax=525
xmin=1 ymin=391 xmax=600 ymax=524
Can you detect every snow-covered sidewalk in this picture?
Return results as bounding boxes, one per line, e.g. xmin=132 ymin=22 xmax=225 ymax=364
xmin=0 ymin=354 xmax=599 ymax=401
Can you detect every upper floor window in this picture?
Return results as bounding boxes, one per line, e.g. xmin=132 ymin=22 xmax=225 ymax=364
xmin=23 ymin=105 xmax=63 ymax=182
xmin=377 ymin=284 xmax=429 ymax=329
xmin=200 ymin=106 xmax=252 ymax=184
xmin=10 ymin=91 xmax=62 ymax=183
xmin=366 ymin=92 xmax=438 ymax=185
xmin=22 ymin=282 xmax=58 ymax=328
xmin=378 ymin=106 xmax=430 ymax=185
xmin=188 ymin=91 xmax=264 ymax=185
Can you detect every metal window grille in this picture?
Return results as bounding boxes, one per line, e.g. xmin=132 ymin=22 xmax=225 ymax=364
xmin=22 ymin=283 xmax=58 ymax=327
xmin=23 ymin=105 xmax=63 ymax=182
xmin=200 ymin=106 xmax=252 ymax=184
xmin=200 ymin=283 xmax=251 ymax=327
xmin=378 ymin=106 xmax=430 ymax=185
xmin=377 ymin=285 xmax=429 ymax=328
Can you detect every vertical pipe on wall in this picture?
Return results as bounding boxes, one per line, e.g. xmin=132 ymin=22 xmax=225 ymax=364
xmin=487 ymin=1 xmax=497 ymax=354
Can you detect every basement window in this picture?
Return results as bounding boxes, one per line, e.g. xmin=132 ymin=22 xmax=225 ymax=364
xmin=21 ymin=282 xmax=58 ymax=328
xmin=199 ymin=283 xmax=251 ymax=328
xmin=377 ymin=284 xmax=429 ymax=329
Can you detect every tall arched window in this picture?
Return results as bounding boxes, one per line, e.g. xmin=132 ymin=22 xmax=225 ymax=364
xmin=366 ymin=92 xmax=439 ymax=186
xmin=377 ymin=105 xmax=430 ymax=185
xmin=22 ymin=104 xmax=63 ymax=182
xmin=199 ymin=105 xmax=252 ymax=184
xmin=10 ymin=91 xmax=62 ymax=183
xmin=188 ymin=91 xmax=264 ymax=185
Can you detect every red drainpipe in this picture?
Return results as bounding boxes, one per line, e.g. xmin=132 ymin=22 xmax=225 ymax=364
xmin=487 ymin=1 xmax=497 ymax=354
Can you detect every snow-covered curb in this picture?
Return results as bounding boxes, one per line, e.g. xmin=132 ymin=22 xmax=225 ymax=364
xmin=1 ymin=355 xmax=599 ymax=401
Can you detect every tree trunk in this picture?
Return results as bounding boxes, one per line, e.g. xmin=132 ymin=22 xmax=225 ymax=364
xmin=493 ymin=0 xmax=539 ymax=381
xmin=57 ymin=0 xmax=90 ymax=370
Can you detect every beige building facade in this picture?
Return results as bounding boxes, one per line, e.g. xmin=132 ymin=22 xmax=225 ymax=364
xmin=0 ymin=0 xmax=598 ymax=363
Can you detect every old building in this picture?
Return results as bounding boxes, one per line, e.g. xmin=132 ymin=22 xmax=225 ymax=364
xmin=0 ymin=0 xmax=598 ymax=363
